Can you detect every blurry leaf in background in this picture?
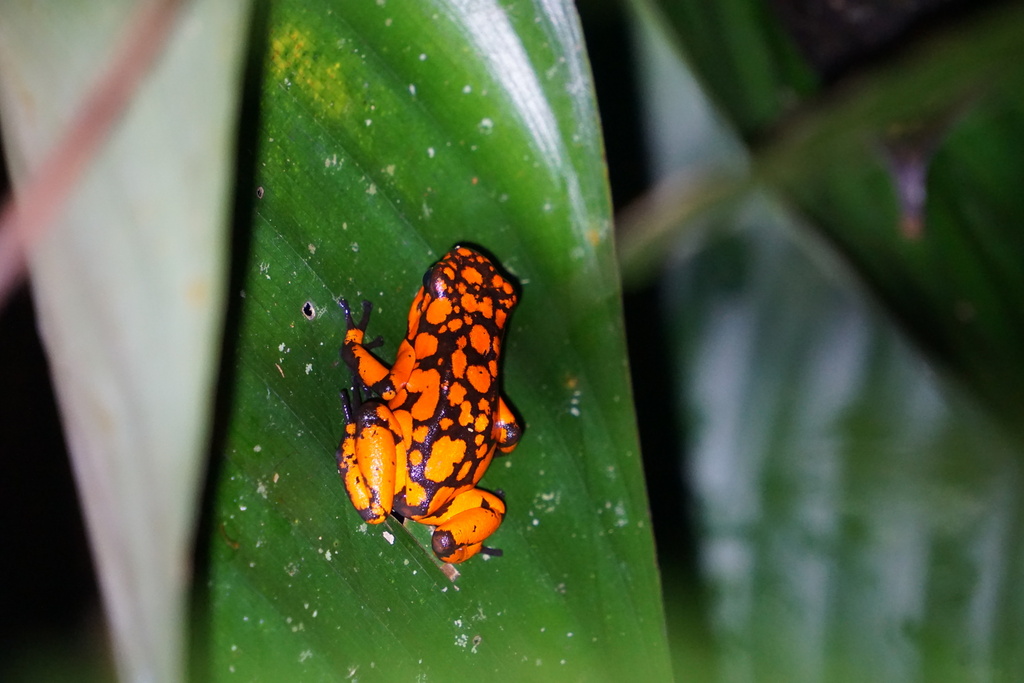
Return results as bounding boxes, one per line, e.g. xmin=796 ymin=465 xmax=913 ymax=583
xmin=620 ymin=0 xmax=1024 ymax=678
xmin=764 ymin=9 xmax=1024 ymax=439
xmin=666 ymin=201 xmax=1024 ymax=680
xmin=635 ymin=0 xmax=1024 ymax=437
xmin=646 ymin=0 xmax=818 ymax=137
xmin=0 ymin=0 xmax=251 ymax=680
xmin=774 ymin=80 xmax=1024 ymax=438
xmin=203 ymin=1 xmax=670 ymax=679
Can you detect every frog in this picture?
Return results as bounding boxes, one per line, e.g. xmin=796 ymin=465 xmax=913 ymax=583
xmin=336 ymin=245 xmax=521 ymax=564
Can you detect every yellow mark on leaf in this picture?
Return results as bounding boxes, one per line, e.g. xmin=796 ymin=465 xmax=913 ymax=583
xmin=269 ymin=25 xmax=348 ymax=118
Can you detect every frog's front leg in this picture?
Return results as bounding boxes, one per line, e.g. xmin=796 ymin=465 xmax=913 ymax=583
xmin=336 ymin=390 xmax=403 ymax=523
xmin=419 ymin=488 xmax=507 ymax=563
xmin=338 ymin=298 xmax=400 ymax=400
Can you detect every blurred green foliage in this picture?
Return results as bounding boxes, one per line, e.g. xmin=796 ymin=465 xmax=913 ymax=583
xmin=620 ymin=1 xmax=1024 ymax=679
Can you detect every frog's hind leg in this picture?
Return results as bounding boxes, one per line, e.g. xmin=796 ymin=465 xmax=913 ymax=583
xmin=422 ymin=488 xmax=507 ymax=564
xmin=337 ymin=391 xmax=401 ymax=524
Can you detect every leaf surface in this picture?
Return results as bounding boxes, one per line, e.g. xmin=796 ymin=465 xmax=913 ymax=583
xmin=205 ymin=2 xmax=670 ymax=679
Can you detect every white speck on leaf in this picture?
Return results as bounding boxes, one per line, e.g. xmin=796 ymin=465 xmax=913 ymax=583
xmin=534 ymin=490 xmax=560 ymax=514
xmin=568 ymin=388 xmax=582 ymax=417
xmin=614 ymin=501 xmax=629 ymax=527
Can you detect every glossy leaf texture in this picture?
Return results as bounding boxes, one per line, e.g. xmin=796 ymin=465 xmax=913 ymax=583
xmin=204 ymin=1 xmax=670 ymax=680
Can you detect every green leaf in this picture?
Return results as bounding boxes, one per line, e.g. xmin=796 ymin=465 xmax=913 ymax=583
xmin=759 ymin=5 xmax=1024 ymax=438
xmin=644 ymin=0 xmax=817 ymax=137
xmin=618 ymin=1 xmax=1024 ymax=676
xmin=622 ymin=3 xmax=1024 ymax=439
xmin=666 ymin=204 xmax=1024 ymax=679
xmin=205 ymin=1 xmax=669 ymax=679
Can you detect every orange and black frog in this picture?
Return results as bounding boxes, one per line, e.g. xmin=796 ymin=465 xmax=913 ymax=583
xmin=336 ymin=245 xmax=521 ymax=563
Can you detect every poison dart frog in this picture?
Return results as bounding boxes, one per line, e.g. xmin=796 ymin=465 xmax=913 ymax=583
xmin=336 ymin=245 xmax=521 ymax=564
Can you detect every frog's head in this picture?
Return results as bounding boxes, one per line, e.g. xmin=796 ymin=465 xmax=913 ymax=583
xmin=418 ymin=245 xmax=519 ymax=329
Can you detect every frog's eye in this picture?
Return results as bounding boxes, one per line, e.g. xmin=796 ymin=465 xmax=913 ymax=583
xmin=423 ymin=264 xmax=449 ymax=299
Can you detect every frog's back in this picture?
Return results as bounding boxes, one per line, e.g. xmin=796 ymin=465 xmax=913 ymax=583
xmin=393 ymin=246 xmax=518 ymax=517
